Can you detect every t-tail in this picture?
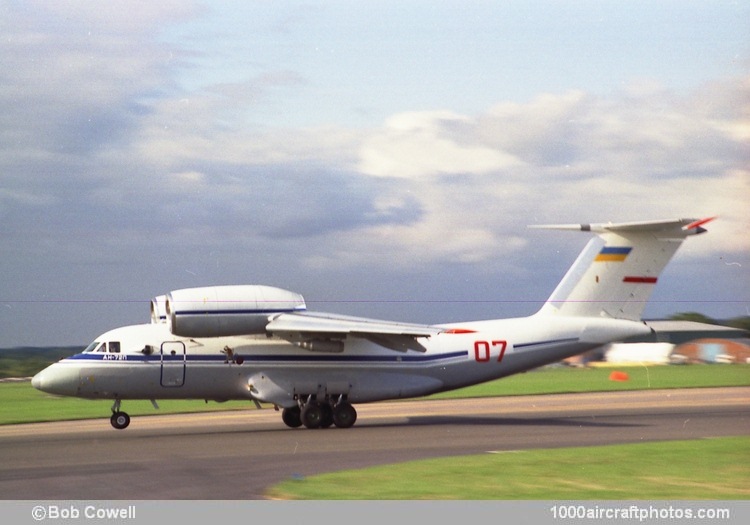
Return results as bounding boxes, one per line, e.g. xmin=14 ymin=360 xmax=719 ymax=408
xmin=531 ymin=217 xmax=715 ymax=321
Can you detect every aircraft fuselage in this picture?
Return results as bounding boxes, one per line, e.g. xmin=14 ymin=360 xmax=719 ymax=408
xmin=33 ymin=316 xmax=648 ymax=407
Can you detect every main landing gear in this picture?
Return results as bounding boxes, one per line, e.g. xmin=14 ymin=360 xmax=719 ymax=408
xmin=110 ymin=399 xmax=130 ymax=429
xmin=281 ymin=395 xmax=357 ymax=429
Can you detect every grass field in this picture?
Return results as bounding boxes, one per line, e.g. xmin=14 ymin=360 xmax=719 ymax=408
xmin=267 ymin=436 xmax=750 ymax=500
xmin=3 ymin=364 xmax=748 ymax=425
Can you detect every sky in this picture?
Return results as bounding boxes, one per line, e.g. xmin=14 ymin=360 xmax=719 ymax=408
xmin=1 ymin=0 xmax=749 ymax=347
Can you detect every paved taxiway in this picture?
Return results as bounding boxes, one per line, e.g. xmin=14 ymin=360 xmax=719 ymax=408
xmin=1 ymin=387 xmax=747 ymax=499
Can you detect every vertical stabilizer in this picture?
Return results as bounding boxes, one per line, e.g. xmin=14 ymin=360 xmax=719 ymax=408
xmin=531 ymin=218 xmax=713 ymax=321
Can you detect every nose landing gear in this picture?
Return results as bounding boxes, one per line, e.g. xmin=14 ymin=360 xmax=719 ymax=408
xmin=110 ymin=399 xmax=130 ymax=429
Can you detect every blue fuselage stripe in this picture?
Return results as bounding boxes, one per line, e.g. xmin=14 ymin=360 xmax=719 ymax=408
xmin=67 ymin=351 xmax=469 ymax=364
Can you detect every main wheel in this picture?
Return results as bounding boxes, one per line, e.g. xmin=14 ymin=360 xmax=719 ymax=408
xmin=110 ymin=411 xmax=130 ymax=430
xmin=332 ymin=402 xmax=357 ymax=428
xmin=281 ymin=406 xmax=302 ymax=428
xmin=301 ymin=403 xmax=322 ymax=429
xmin=319 ymin=402 xmax=334 ymax=429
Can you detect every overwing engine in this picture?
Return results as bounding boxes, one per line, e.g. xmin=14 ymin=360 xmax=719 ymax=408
xmin=165 ymin=285 xmax=306 ymax=337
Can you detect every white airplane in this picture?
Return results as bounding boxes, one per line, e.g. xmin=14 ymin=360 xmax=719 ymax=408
xmin=32 ymin=217 xmax=714 ymax=430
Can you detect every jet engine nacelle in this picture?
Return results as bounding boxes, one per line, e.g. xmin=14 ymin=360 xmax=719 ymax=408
xmin=166 ymin=285 xmax=306 ymax=338
xmin=150 ymin=295 xmax=167 ymax=324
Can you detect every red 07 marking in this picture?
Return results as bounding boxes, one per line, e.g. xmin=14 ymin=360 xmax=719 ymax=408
xmin=473 ymin=340 xmax=508 ymax=363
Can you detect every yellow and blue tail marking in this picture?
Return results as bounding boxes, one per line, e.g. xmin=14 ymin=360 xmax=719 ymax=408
xmin=594 ymin=247 xmax=632 ymax=262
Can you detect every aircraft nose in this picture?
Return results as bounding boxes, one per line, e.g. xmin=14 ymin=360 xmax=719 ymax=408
xmin=31 ymin=365 xmax=78 ymax=396
xmin=31 ymin=371 xmax=43 ymax=390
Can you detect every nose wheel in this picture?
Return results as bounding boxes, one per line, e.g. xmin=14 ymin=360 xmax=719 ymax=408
xmin=110 ymin=399 xmax=130 ymax=429
xmin=110 ymin=411 xmax=130 ymax=429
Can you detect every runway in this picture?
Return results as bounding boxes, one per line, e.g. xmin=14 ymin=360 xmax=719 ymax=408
xmin=1 ymin=387 xmax=747 ymax=499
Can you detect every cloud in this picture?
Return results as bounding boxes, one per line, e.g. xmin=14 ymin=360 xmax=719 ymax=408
xmin=358 ymin=110 xmax=524 ymax=179
xmin=0 ymin=3 xmax=193 ymax=152
xmin=1 ymin=2 xmax=747 ymax=345
xmin=7 ymin=4 xmax=741 ymax=268
xmin=342 ymin=82 xmax=750 ymax=266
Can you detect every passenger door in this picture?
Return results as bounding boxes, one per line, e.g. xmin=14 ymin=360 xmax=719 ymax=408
xmin=160 ymin=341 xmax=186 ymax=387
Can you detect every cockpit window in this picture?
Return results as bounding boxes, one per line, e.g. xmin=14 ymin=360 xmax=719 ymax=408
xmin=109 ymin=342 xmax=121 ymax=353
xmin=97 ymin=343 xmax=107 ymax=353
xmin=83 ymin=342 xmax=101 ymax=353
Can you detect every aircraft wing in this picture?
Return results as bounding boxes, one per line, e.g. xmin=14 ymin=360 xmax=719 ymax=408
xmin=266 ymin=311 xmax=442 ymax=352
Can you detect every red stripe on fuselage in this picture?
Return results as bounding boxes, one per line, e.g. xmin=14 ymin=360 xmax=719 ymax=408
xmin=623 ymin=276 xmax=658 ymax=283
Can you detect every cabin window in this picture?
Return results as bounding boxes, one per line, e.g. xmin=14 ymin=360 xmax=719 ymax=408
xmin=109 ymin=342 xmax=121 ymax=353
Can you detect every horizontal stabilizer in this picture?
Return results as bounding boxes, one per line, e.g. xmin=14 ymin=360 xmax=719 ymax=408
xmin=529 ymin=217 xmax=715 ymax=235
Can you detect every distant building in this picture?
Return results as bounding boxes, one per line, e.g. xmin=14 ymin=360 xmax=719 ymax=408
xmin=670 ymin=338 xmax=750 ymax=364
xmin=602 ymin=342 xmax=675 ymax=364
